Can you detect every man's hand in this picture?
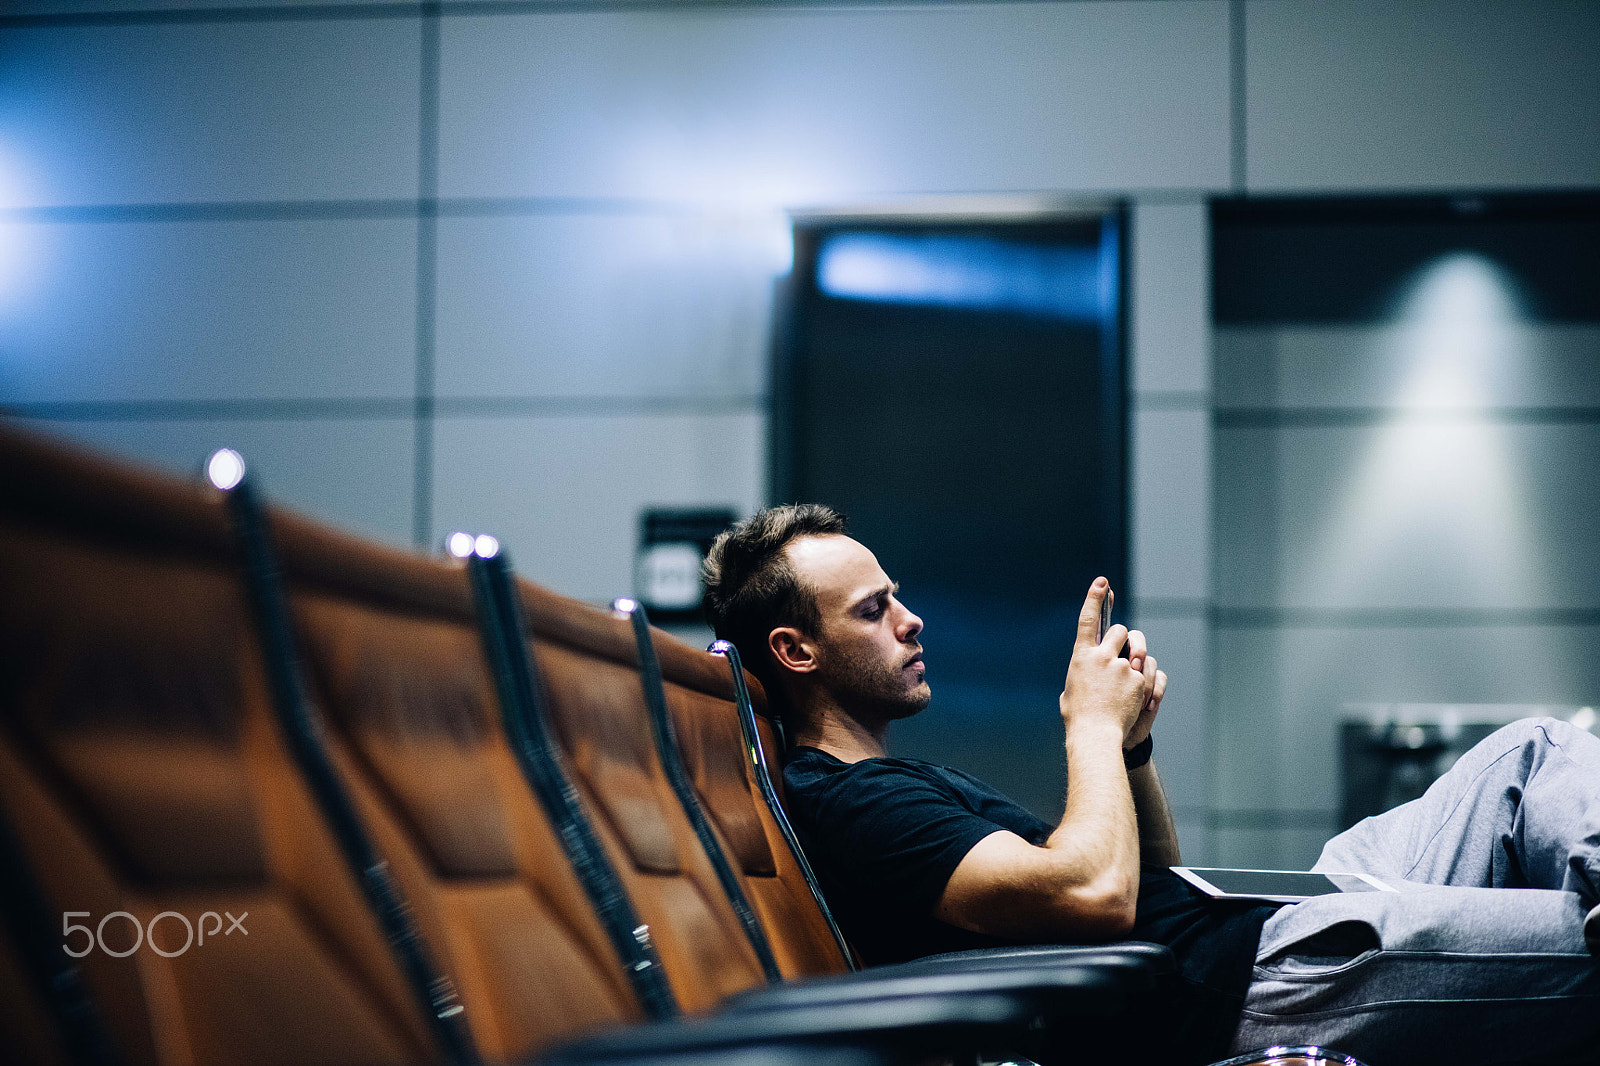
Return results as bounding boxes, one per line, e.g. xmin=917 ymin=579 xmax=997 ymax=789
xmin=1121 ymin=627 xmax=1167 ymax=750
xmin=1061 ymin=578 xmax=1149 ymax=742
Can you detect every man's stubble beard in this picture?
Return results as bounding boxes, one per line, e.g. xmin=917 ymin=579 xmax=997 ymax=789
xmin=818 ymin=639 xmax=932 ymax=723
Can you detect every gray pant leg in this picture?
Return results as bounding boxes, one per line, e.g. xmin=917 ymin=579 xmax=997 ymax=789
xmin=1231 ymin=886 xmax=1600 ymax=1064
xmin=1315 ymin=717 xmax=1600 ymax=900
xmin=1229 ymin=719 xmax=1600 ymax=1064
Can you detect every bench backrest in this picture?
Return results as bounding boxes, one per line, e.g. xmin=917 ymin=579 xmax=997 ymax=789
xmin=274 ymin=516 xmax=647 ymax=1061
xmin=658 ymin=651 xmax=852 ymax=978
xmin=511 ymin=579 xmax=772 ymax=1013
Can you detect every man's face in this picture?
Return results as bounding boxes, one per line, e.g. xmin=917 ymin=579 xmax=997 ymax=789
xmin=783 ymin=534 xmax=931 ymax=719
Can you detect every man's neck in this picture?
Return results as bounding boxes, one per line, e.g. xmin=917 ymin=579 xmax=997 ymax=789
xmin=788 ymin=693 xmax=888 ymax=764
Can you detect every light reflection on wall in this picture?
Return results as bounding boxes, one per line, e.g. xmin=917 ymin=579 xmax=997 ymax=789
xmin=0 ymin=132 xmax=41 ymax=311
xmin=816 ymin=232 xmax=1106 ymax=320
xmin=0 ymin=137 xmax=35 ymax=210
xmin=613 ymin=133 xmax=815 ymax=278
xmin=0 ymin=223 xmax=27 ymax=314
xmin=1291 ymin=253 xmax=1541 ymax=610
xmin=0 ymin=220 xmax=45 ymax=325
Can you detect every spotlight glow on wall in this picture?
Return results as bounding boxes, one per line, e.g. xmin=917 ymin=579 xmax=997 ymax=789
xmin=1391 ymin=254 xmax=1528 ymax=410
xmin=1291 ymin=253 xmax=1540 ymax=609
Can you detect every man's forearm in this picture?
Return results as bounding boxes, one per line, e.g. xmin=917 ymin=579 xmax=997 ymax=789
xmin=936 ymin=720 xmax=1141 ymax=940
xmin=1044 ymin=719 xmax=1141 ymax=908
xmin=1129 ymin=759 xmax=1181 ymax=867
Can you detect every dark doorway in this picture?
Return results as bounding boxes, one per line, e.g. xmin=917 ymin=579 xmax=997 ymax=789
xmin=773 ymin=210 xmax=1127 ymax=819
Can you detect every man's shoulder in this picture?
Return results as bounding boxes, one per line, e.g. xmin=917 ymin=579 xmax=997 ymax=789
xmin=783 ymin=748 xmax=985 ymax=804
xmin=785 ymin=747 xmax=1051 ymax=845
xmin=785 ymin=746 xmax=949 ymax=779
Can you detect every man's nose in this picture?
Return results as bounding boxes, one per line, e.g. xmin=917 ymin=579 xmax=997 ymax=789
xmin=898 ymin=605 xmax=923 ymax=642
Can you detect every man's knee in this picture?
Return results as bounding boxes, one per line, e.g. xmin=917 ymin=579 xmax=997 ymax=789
xmin=1483 ymin=716 xmax=1579 ymax=751
xmin=1470 ymin=717 xmax=1600 ymax=786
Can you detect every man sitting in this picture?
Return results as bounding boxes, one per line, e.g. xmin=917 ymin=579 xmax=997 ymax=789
xmin=702 ymin=504 xmax=1600 ymax=1065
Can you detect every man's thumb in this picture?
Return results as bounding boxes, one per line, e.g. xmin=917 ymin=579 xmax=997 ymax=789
xmin=1076 ymin=578 xmax=1109 ymax=647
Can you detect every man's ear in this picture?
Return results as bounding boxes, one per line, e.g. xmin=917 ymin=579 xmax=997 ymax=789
xmin=769 ymin=626 xmax=818 ymax=675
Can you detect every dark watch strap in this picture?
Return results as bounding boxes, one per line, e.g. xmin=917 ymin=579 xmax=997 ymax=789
xmin=1123 ymin=734 xmax=1154 ymax=770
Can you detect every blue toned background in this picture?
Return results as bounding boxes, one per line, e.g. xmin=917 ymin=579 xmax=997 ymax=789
xmin=2 ymin=0 xmax=1598 ymax=864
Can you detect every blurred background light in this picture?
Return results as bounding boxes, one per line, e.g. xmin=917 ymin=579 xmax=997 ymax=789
xmin=0 ymin=138 xmax=36 ymax=210
xmin=0 ymin=221 xmax=41 ymax=318
xmin=816 ymin=232 xmax=1105 ymax=320
xmin=205 ymin=448 xmax=245 ymax=491
xmin=756 ymin=210 xmax=795 ymax=277
xmin=473 ymin=533 xmax=500 ymax=558
xmin=447 ymin=531 xmax=475 ymax=558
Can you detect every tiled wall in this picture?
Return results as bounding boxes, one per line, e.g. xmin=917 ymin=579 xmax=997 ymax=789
xmin=1131 ymin=200 xmax=1213 ymax=858
xmin=3 ymin=0 xmax=1597 ymax=862
xmin=1211 ymin=317 xmax=1600 ymax=865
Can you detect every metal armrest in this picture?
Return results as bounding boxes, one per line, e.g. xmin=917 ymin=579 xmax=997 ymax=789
xmin=720 ymin=941 xmax=1172 ymax=1015
xmin=699 ymin=942 xmax=1177 ymax=1066
xmin=892 ymin=940 xmax=1174 ymax=975
xmin=541 ymin=965 xmax=1132 ymax=1066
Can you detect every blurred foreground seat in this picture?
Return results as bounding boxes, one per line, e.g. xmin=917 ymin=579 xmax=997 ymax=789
xmin=0 ymin=425 xmax=454 ymax=1066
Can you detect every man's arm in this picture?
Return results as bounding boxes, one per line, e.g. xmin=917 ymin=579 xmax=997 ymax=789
xmin=1130 ymin=761 xmax=1181 ymax=867
xmin=1121 ymin=647 xmax=1180 ymax=866
xmin=933 ymin=579 xmax=1152 ymax=942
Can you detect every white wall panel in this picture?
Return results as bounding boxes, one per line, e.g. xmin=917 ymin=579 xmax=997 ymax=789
xmin=1132 ymin=200 xmax=1211 ymax=395
xmin=1133 ymin=614 xmax=1209 ymax=812
xmin=1211 ymin=625 xmax=1297 ymax=809
xmin=1216 ymin=324 xmax=1600 ymax=410
xmin=0 ymin=219 xmax=416 ymax=402
xmin=1215 ymin=422 xmax=1600 ymax=610
xmin=432 ymin=412 xmax=764 ymax=604
xmin=1128 ymin=197 xmax=1215 ymax=859
xmin=436 ymin=213 xmax=778 ymax=399
xmin=1212 ymin=621 xmax=1600 ymax=815
xmin=1246 ymin=0 xmax=1600 ymax=191
xmin=20 ymin=416 xmax=415 ymax=546
xmin=1211 ymin=826 xmax=1331 ymax=870
xmin=0 ymin=20 xmax=419 ymax=207
xmin=1175 ymin=818 xmax=1207 ymax=866
xmin=440 ymin=2 xmax=1231 ymax=201
xmin=1212 ymin=425 xmax=1284 ymax=609
xmin=1132 ymin=409 xmax=1212 ymax=602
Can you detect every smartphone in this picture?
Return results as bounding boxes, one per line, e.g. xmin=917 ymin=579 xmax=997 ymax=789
xmin=1098 ymin=588 xmax=1131 ymax=659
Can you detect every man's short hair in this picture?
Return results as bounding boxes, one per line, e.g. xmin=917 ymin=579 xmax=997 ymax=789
xmin=701 ymin=504 xmax=847 ymax=698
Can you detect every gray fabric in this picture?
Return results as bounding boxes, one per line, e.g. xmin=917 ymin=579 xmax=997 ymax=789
xmin=1229 ymin=718 xmax=1600 ymax=1065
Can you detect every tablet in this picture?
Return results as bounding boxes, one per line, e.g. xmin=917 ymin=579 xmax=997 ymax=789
xmin=1171 ymin=867 xmax=1396 ymax=903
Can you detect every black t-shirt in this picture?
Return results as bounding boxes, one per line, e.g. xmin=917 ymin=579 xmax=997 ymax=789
xmin=782 ymin=746 xmax=1277 ymax=1060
